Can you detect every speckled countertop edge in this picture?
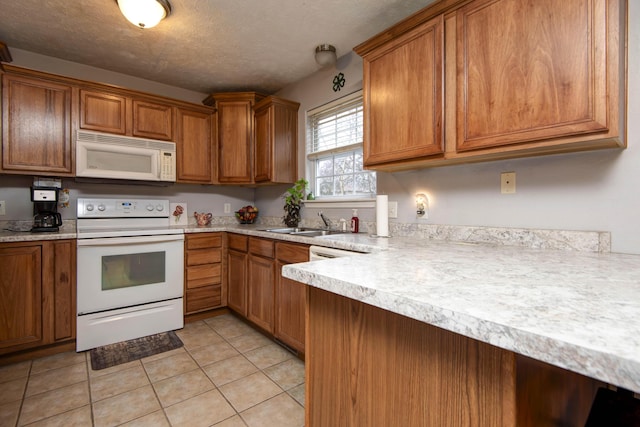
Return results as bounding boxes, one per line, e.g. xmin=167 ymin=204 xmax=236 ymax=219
xmin=283 ymin=239 xmax=640 ymax=394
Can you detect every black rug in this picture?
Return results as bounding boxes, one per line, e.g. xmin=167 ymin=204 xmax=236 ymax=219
xmin=90 ymin=331 xmax=183 ymax=370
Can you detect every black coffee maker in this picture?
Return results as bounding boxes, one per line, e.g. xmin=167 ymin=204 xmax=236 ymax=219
xmin=31 ymin=186 xmax=62 ymax=232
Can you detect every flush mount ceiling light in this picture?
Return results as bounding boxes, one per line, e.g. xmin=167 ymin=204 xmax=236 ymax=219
xmin=315 ymin=44 xmax=337 ymax=67
xmin=117 ymin=0 xmax=171 ymax=29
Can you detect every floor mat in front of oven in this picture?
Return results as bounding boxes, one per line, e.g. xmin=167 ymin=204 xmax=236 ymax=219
xmin=89 ymin=331 xmax=183 ymax=370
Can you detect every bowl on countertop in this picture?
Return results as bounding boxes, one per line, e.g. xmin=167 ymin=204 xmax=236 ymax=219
xmin=235 ymin=206 xmax=258 ymax=224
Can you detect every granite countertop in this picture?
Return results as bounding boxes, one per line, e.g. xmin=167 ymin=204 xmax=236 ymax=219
xmin=282 ymin=237 xmax=640 ymax=394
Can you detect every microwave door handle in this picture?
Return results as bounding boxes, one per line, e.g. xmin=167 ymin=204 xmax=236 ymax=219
xmin=77 ymin=234 xmax=184 ymax=247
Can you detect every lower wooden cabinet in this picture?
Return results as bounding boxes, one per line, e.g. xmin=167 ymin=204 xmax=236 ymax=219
xmin=184 ymin=233 xmax=224 ymax=314
xmin=275 ymin=242 xmax=308 ymax=353
xmin=227 ymin=234 xmax=249 ymax=315
xmin=0 ymin=240 xmax=75 ymax=355
xmin=225 ymin=234 xmax=308 ymax=350
xmin=247 ymin=238 xmax=275 ymax=333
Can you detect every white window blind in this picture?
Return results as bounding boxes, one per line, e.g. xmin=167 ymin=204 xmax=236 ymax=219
xmin=306 ymin=92 xmax=376 ymax=198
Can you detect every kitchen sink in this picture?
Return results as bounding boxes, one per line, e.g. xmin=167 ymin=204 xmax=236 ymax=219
xmin=261 ymin=227 xmax=348 ymax=237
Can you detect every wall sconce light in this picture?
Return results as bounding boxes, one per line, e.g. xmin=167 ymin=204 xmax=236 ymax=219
xmin=315 ymin=44 xmax=337 ymax=67
xmin=117 ymin=0 xmax=172 ymax=29
xmin=416 ymin=193 xmax=429 ymax=218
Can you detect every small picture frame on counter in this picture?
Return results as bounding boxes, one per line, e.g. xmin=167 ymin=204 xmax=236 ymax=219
xmin=170 ymin=203 xmax=188 ymax=226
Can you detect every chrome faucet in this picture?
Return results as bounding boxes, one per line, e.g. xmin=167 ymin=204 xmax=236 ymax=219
xmin=318 ymin=211 xmax=332 ymax=229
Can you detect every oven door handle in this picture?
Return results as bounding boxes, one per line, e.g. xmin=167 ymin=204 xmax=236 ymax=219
xmin=77 ymin=234 xmax=184 ymax=247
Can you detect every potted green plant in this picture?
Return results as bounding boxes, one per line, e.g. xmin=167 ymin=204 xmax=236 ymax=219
xmin=283 ymin=178 xmax=308 ymax=227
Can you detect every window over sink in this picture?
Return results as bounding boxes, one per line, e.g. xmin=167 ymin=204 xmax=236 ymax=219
xmin=306 ymin=91 xmax=376 ymax=201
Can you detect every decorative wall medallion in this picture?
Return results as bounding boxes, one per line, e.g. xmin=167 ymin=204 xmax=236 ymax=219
xmin=333 ymin=72 xmax=345 ymax=92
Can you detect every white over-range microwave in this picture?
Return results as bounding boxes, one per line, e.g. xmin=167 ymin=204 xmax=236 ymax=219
xmin=76 ymin=130 xmax=177 ymax=182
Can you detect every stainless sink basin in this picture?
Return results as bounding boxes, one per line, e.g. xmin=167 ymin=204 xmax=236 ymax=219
xmin=261 ymin=227 xmax=348 ymax=237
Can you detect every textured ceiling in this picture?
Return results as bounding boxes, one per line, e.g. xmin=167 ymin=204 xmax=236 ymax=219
xmin=0 ymin=0 xmax=432 ymax=94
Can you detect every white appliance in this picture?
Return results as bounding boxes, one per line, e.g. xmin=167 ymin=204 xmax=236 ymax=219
xmin=76 ymin=198 xmax=184 ymax=351
xmin=76 ymin=130 xmax=177 ymax=182
xmin=309 ymin=245 xmax=365 ymax=261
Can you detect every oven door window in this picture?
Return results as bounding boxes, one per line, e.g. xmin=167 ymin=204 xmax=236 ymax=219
xmin=102 ymin=251 xmax=165 ymax=290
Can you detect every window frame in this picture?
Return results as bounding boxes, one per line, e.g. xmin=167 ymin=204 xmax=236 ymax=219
xmin=305 ymin=90 xmax=375 ymax=203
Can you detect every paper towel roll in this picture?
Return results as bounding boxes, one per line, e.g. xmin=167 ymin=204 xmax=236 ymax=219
xmin=376 ymin=195 xmax=389 ymax=237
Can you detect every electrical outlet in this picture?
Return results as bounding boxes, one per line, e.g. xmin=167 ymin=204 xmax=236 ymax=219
xmin=388 ymin=201 xmax=398 ymax=218
xmin=224 ymin=203 xmax=231 ymax=213
xmin=501 ymin=172 xmax=516 ymax=194
xmin=0 ymin=200 xmax=5 ymax=216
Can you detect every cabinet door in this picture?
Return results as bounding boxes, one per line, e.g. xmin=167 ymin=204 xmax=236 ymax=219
xmin=362 ymin=14 xmax=444 ymax=166
xmin=247 ymin=254 xmax=275 ymax=333
xmin=50 ymin=240 xmax=76 ymax=343
xmin=455 ymin=0 xmax=610 ymax=151
xmin=133 ymin=100 xmax=173 ymax=140
xmin=0 ymin=244 xmax=43 ymax=353
xmin=275 ymin=242 xmax=308 ymax=352
xmin=2 ymin=74 xmax=74 ymax=175
xmin=176 ymin=107 xmax=214 ymax=183
xmin=227 ymin=249 xmax=248 ymax=315
xmin=253 ymin=97 xmax=299 ymax=184
xmin=253 ymin=105 xmax=272 ymax=182
xmin=217 ymin=99 xmax=254 ymax=183
xmin=80 ymin=89 xmax=127 ymax=134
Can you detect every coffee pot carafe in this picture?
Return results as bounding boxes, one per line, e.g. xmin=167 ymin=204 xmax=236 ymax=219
xmin=31 ymin=186 xmax=62 ymax=232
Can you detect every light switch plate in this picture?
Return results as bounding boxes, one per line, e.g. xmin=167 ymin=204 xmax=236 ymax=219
xmin=388 ymin=201 xmax=398 ymax=218
xmin=224 ymin=203 xmax=231 ymax=213
xmin=501 ymin=172 xmax=516 ymax=194
xmin=0 ymin=200 xmax=5 ymax=216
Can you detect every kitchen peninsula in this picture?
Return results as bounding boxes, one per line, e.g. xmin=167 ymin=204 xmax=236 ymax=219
xmin=282 ymin=237 xmax=640 ymax=426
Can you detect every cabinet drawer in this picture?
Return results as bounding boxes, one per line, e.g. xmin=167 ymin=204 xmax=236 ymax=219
xmin=276 ymin=242 xmax=309 ymax=263
xmin=186 ymin=248 xmax=221 ymax=266
xmin=186 ymin=286 xmax=222 ymax=313
xmin=187 ymin=234 xmax=222 ymax=250
xmin=228 ymin=234 xmax=248 ymax=252
xmin=249 ymin=237 xmax=274 ymax=258
xmin=186 ymin=264 xmax=221 ymax=289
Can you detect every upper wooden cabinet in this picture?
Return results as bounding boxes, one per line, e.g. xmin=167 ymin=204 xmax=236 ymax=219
xmin=176 ymin=106 xmax=214 ymax=184
xmin=206 ymin=92 xmax=263 ymax=184
xmin=1 ymin=71 xmax=75 ymax=176
xmin=204 ymin=92 xmax=299 ymax=185
xmin=361 ymin=14 xmax=444 ymax=167
xmin=253 ymin=96 xmax=300 ymax=184
xmin=354 ymin=0 xmax=627 ymax=171
xmin=80 ymin=89 xmax=174 ymax=140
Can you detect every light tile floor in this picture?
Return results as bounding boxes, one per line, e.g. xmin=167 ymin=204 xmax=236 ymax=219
xmin=0 ymin=314 xmax=305 ymax=427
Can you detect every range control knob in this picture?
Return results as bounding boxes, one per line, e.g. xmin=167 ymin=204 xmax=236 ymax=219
xmin=97 ymin=204 xmax=106 ymax=211
xmin=85 ymin=204 xmax=94 ymax=212
xmin=146 ymin=204 xmax=154 ymax=211
xmin=156 ymin=204 xmax=164 ymax=212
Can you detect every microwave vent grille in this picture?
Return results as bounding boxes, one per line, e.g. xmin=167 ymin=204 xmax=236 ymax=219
xmin=77 ymin=130 xmax=175 ymax=152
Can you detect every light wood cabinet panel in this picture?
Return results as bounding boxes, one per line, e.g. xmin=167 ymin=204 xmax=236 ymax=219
xmin=354 ymin=0 xmax=626 ymax=171
xmin=455 ymin=0 xmax=615 ymax=152
xmin=80 ymin=89 xmax=127 ymax=134
xmin=0 ymin=240 xmax=76 ymax=355
xmin=184 ymin=233 xmax=223 ymax=315
xmin=227 ymin=249 xmax=248 ymax=315
xmin=2 ymin=73 xmax=74 ymax=175
xmin=211 ymin=92 xmax=264 ymax=184
xmin=50 ymin=240 xmax=76 ymax=342
xmin=361 ymin=14 xmax=444 ymax=166
xmin=81 ymin=90 xmax=175 ymax=141
xmin=176 ymin=107 xmax=214 ymax=184
xmin=275 ymin=242 xmax=308 ymax=353
xmin=253 ymin=96 xmax=300 ymax=184
xmin=0 ymin=245 xmax=43 ymax=352
xmin=306 ymin=286 xmax=602 ymax=426
xmin=247 ymin=253 xmax=275 ymax=333
xmin=133 ymin=100 xmax=173 ymax=140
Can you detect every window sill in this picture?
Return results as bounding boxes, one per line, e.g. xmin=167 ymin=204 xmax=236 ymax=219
xmin=302 ymin=198 xmax=376 ymax=208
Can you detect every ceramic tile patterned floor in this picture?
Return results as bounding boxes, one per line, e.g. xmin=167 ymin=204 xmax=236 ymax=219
xmin=0 ymin=314 xmax=305 ymax=427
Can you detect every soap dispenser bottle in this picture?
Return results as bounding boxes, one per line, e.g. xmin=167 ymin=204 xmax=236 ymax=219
xmin=350 ymin=209 xmax=359 ymax=233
